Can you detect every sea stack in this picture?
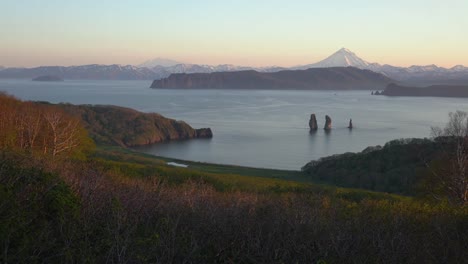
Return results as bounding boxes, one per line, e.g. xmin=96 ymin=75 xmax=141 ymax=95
xmin=309 ymin=114 xmax=318 ymax=131
xmin=348 ymin=119 xmax=353 ymax=129
xmin=324 ymin=115 xmax=332 ymax=130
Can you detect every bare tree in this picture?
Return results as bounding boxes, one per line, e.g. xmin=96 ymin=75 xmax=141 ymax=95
xmin=430 ymin=111 xmax=468 ymax=205
xmin=17 ymin=102 xmax=44 ymax=151
xmin=42 ymin=108 xmax=82 ymax=157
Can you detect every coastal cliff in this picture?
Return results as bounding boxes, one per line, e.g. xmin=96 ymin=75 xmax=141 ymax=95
xmin=381 ymin=83 xmax=468 ymax=97
xmin=151 ymin=67 xmax=392 ymax=90
xmin=59 ymin=104 xmax=212 ymax=147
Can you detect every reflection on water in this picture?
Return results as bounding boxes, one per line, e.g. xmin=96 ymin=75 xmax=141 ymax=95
xmin=1 ymin=79 xmax=468 ymax=170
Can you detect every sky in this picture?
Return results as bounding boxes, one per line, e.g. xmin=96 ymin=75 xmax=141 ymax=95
xmin=1 ymin=0 xmax=467 ymax=68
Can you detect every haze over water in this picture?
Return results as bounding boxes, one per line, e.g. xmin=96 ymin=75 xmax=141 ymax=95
xmin=1 ymin=79 xmax=467 ymax=170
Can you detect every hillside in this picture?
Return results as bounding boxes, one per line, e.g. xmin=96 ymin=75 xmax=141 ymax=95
xmin=380 ymin=83 xmax=468 ymax=97
xmin=0 ymin=92 xmax=466 ymax=263
xmin=302 ymin=138 xmax=455 ymax=194
xmin=151 ymin=67 xmax=393 ymax=90
xmin=58 ymin=104 xmax=212 ymax=147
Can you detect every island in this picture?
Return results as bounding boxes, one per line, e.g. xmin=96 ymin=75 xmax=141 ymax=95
xmin=151 ymin=67 xmax=393 ymax=90
xmin=379 ymin=83 xmax=468 ymax=97
xmin=32 ymin=75 xmax=64 ymax=82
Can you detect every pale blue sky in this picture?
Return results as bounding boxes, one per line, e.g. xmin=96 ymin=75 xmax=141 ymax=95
xmin=1 ymin=0 xmax=467 ymax=67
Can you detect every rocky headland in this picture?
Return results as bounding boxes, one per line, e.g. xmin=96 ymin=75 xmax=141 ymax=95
xmin=58 ymin=104 xmax=212 ymax=147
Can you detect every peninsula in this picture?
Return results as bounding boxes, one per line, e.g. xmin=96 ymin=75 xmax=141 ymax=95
xmin=381 ymin=83 xmax=468 ymax=97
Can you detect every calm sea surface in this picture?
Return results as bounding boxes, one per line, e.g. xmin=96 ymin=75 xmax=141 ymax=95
xmin=1 ymin=79 xmax=467 ymax=170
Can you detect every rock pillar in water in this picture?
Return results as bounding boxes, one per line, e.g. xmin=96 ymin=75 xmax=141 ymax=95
xmin=309 ymin=114 xmax=318 ymax=131
xmin=324 ymin=115 xmax=332 ymax=130
xmin=348 ymin=119 xmax=353 ymax=129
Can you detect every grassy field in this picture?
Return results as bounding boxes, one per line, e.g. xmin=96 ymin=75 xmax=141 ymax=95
xmin=96 ymin=145 xmax=307 ymax=179
xmin=94 ymin=146 xmax=408 ymax=202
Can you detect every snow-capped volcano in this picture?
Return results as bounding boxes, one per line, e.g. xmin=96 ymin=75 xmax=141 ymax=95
xmin=295 ymin=48 xmax=374 ymax=70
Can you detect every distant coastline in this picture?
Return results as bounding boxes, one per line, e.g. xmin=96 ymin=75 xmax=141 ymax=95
xmin=379 ymin=83 xmax=468 ymax=98
xmin=32 ymin=75 xmax=64 ymax=82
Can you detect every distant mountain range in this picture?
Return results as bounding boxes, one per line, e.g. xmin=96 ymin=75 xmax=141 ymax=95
xmin=0 ymin=64 xmax=156 ymax=80
xmin=150 ymin=67 xmax=392 ymax=90
xmin=1 ymin=49 xmax=467 ymax=84
xmin=138 ymin=58 xmax=183 ymax=68
xmin=0 ymin=63 xmax=282 ymax=81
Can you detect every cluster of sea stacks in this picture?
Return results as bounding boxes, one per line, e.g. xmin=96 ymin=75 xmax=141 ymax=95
xmin=309 ymin=114 xmax=352 ymax=132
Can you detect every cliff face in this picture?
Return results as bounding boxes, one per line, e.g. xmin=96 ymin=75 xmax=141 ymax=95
xmin=59 ymin=104 xmax=212 ymax=147
xmin=151 ymin=67 xmax=393 ymax=90
xmin=381 ymin=83 xmax=468 ymax=97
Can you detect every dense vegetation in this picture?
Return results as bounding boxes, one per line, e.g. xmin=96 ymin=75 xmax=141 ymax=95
xmin=57 ymin=103 xmax=212 ymax=147
xmin=0 ymin=92 xmax=94 ymax=160
xmin=0 ymin=93 xmax=466 ymax=263
xmin=303 ymin=112 xmax=468 ymax=205
xmin=302 ymin=138 xmax=444 ymax=194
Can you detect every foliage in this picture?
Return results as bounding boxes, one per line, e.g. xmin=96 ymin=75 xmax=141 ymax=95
xmin=302 ymin=138 xmax=444 ymax=195
xmin=0 ymin=158 xmax=80 ymax=263
xmin=426 ymin=111 xmax=468 ymax=205
xmin=0 ymin=153 xmax=466 ymax=263
xmin=0 ymin=93 xmax=94 ymax=161
xmin=57 ymin=103 xmax=203 ymax=147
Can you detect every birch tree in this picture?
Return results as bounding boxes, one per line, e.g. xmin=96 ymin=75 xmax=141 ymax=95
xmin=430 ymin=111 xmax=468 ymax=205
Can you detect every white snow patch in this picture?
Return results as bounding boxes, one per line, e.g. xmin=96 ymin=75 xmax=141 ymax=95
xmin=167 ymin=162 xmax=188 ymax=168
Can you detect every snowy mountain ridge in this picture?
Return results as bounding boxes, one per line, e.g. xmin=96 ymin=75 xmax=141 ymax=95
xmin=1 ymin=49 xmax=466 ymax=83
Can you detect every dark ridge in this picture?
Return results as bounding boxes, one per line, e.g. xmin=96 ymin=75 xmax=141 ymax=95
xmin=151 ymin=67 xmax=393 ymax=90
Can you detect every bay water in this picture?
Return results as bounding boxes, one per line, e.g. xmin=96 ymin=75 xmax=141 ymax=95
xmin=1 ymin=79 xmax=467 ymax=170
